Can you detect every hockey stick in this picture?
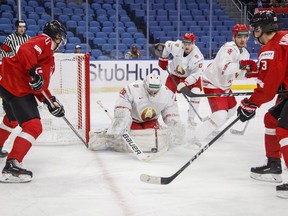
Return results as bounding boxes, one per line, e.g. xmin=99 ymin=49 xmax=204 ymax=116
xmin=96 ymin=100 xmax=153 ymax=161
xmin=140 ymin=116 xmax=240 ymax=185
xmin=230 ymin=120 xmax=249 ymax=135
xmin=42 ymin=91 xmax=88 ymax=148
xmin=166 ymin=67 xmax=208 ymax=122
xmin=180 ymin=87 xmax=288 ymax=98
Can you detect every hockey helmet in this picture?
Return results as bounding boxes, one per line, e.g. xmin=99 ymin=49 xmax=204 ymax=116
xmin=15 ymin=20 xmax=26 ymax=28
xmin=232 ymin=24 xmax=249 ymax=37
xmin=182 ymin=33 xmax=196 ymax=43
xmin=43 ymin=20 xmax=67 ymax=46
xmin=144 ymin=72 xmax=162 ymax=96
xmin=250 ymin=10 xmax=278 ymax=34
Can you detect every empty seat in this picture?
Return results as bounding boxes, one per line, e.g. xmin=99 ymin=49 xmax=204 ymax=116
xmin=92 ymin=49 xmax=103 ymax=58
xmin=68 ymin=37 xmax=81 ymax=44
xmin=102 ymin=43 xmax=113 ymax=54
xmin=93 ymin=38 xmax=107 ymax=48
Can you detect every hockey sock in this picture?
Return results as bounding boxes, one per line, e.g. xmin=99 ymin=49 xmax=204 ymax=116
xmin=8 ymin=119 xmax=42 ymax=162
xmin=0 ymin=115 xmax=18 ymax=147
xmin=264 ymin=112 xmax=281 ymax=158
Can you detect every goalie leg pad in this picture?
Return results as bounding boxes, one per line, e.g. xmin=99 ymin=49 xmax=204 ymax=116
xmin=130 ymin=128 xmax=170 ymax=152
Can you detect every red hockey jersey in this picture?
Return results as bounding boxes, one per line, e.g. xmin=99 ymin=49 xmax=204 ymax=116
xmin=249 ymin=31 xmax=288 ymax=106
xmin=0 ymin=34 xmax=54 ymax=101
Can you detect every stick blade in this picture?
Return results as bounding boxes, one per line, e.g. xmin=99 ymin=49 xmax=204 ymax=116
xmin=230 ymin=128 xmax=244 ymax=135
xmin=140 ymin=174 xmax=161 ymax=184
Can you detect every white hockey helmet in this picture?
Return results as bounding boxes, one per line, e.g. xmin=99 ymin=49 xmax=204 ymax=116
xmin=144 ymin=72 xmax=162 ymax=96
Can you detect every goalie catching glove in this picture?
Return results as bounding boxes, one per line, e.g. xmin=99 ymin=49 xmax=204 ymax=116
xmin=29 ymin=66 xmax=44 ymax=91
xmin=44 ymin=96 xmax=65 ymax=117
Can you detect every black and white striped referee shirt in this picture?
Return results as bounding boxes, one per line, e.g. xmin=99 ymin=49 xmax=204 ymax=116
xmin=0 ymin=32 xmax=31 ymax=57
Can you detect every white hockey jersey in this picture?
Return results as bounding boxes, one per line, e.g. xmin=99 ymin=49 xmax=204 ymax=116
xmin=115 ymin=80 xmax=179 ymax=123
xmin=203 ymin=41 xmax=250 ymax=91
xmin=162 ymin=40 xmax=204 ymax=85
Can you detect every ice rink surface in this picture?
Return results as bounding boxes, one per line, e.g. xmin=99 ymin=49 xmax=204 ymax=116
xmin=1 ymin=91 xmax=288 ymax=216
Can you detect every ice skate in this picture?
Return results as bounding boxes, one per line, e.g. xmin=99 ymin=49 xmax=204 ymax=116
xmin=0 ymin=147 xmax=8 ymax=158
xmin=0 ymin=159 xmax=33 ymax=183
xmin=250 ymin=157 xmax=282 ymax=183
xmin=276 ymin=183 xmax=288 ymax=199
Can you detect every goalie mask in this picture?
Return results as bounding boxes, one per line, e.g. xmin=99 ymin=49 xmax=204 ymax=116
xmin=144 ymin=72 xmax=162 ymax=96
xmin=43 ymin=20 xmax=67 ymax=51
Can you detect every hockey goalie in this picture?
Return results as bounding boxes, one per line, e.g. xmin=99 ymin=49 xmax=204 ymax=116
xmin=89 ymin=72 xmax=185 ymax=156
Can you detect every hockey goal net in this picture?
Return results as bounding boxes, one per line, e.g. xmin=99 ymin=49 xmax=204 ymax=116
xmin=36 ymin=53 xmax=90 ymax=145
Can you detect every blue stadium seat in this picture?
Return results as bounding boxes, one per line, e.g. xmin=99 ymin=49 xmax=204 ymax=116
xmin=109 ymin=32 xmax=117 ymax=38
xmin=74 ymin=8 xmax=84 ymax=16
xmin=96 ymin=32 xmax=108 ymax=39
xmin=0 ymin=18 xmax=11 ymax=24
xmin=93 ymin=38 xmax=107 ymax=48
xmin=97 ymin=16 xmax=108 ymax=22
xmin=90 ymin=21 xmax=100 ymax=28
xmin=24 ymin=6 xmax=34 ymax=13
xmin=122 ymin=38 xmax=134 ymax=46
xmin=108 ymin=38 xmax=116 ymax=45
xmin=1 ymin=12 xmax=14 ymax=20
xmin=67 ymin=2 xmax=78 ymax=9
xmin=56 ymin=2 xmax=66 ymax=9
xmin=89 ymin=27 xmax=100 ymax=34
xmin=136 ymin=38 xmax=147 ymax=48
xmin=67 ymin=37 xmax=81 ymax=44
xmin=98 ymin=55 xmax=110 ymax=60
xmin=63 ymin=8 xmax=74 ymax=16
xmin=134 ymin=32 xmax=145 ymax=39
xmin=102 ymin=27 xmax=114 ymax=33
xmin=26 ymin=19 xmax=37 ymax=26
xmin=71 ymin=15 xmax=82 ymax=22
xmin=102 ymin=43 xmax=113 ymax=54
xmin=27 ymin=1 xmax=38 ymax=7
xmin=25 ymin=30 xmax=36 ymax=37
xmin=65 ymin=43 xmax=76 ymax=50
xmin=66 ymin=20 xmax=77 ymax=30
xmin=91 ymin=49 xmax=103 ymax=58
xmin=58 ymin=15 xmax=70 ymax=24
xmin=41 ymin=14 xmax=52 ymax=22
xmin=118 ymin=43 xmax=128 ymax=52
xmin=28 ymin=25 xmax=40 ymax=32
xmin=28 ymin=14 xmax=40 ymax=20
xmin=127 ymin=27 xmax=138 ymax=35
xmin=121 ymin=32 xmax=132 ymax=39
xmin=103 ymin=21 xmax=113 ymax=28
xmin=67 ymin=31 xmax=74 ymax=38
xmin=35 ymin=7 xmax=45 ymax=14
xmin=83 ymin=32 xmax=95 ymax=41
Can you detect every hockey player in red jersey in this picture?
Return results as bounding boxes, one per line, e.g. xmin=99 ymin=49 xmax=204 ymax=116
xmin=0 ymin=20 xmax=67 ymax=183
xmin=237 ymin=10 xmax=288 ymax=198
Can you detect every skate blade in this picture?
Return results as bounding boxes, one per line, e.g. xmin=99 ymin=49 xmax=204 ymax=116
xmin=0 ymin=173 xmax=32 ymax=183
xmin=250 ymin=172 xmax=282 ymax=183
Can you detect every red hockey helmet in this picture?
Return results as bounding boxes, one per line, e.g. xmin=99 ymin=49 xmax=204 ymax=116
xmin=232 ymin=24 xmax=249 ymax=37
xmin=182 ymin=33 xmax=196 ymax=43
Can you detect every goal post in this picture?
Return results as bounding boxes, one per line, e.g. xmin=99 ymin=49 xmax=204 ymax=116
xmin=36 ymin=53 xmax=90 ymax=145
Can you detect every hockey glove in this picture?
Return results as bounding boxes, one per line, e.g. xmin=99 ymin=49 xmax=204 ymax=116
xmin=44 ymin=96 xmax=65 ymax=118
xmin=158 ymin=57 xmax=168 ymax=70
xmin=237 ymin=98 xmax=257 ymax=122
xmin=239 ymin=60 xmax=258 ymax=73
xmin=29 ymin=67 xmax=44 ymax=91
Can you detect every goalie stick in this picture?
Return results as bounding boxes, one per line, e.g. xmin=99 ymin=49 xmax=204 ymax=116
xmin=230 ymin=120 xmax=249 ymax=135
xmin=96 ymin=100 xmax=154 ymax=161
xmin=166 ymin=67 xmax=208 ymax=122
xmin=180 ymin=87 xmax=288 ymax=98
xmin=42 ymin=91 xmax=88 ymax=148
xmin=140 ymin=116 xmax=240 ymax=185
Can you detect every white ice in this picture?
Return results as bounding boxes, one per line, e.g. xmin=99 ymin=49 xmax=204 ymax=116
xmin=1 ymin=92 xmax=288 ymax=216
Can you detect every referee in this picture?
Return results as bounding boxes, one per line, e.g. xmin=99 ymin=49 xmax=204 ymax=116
xmin=0 ymin=20 xmax=31 ymax=58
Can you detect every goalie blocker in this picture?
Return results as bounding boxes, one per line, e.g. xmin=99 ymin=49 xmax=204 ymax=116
xmin=89 ymin=128 xmax=170 ymax=154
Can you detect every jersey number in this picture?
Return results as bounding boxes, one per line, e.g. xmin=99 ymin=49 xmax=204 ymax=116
xmin=260 ymin=60 xmax=267 ymax=70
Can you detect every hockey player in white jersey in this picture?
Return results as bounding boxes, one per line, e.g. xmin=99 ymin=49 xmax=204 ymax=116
xmin=158 ymin=33 xmax=204 ymax=130
xmin=89 ymin=72 xmax=185 ymax=155
xmin=189 ymin=24 xmax=259 ymax=147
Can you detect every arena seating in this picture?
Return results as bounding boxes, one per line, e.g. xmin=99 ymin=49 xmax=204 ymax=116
xmin=0 ymin=0 xmax=276 ymax=59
